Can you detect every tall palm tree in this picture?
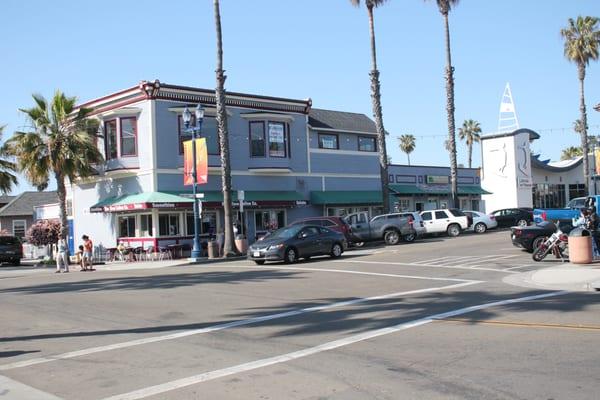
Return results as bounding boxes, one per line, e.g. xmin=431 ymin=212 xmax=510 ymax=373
xmin=0 ymin=126 xmax=18 ymax=193
xmin=561 ymin=146 xmax=583 ymax=160
xmin=213 ymin=0 xmax=237 ymax=256
xmin=5 ymin=92 xmax=103 ymax=249
xmin=427 ymin=0 xmax=460 ymax=207
xmin=398 ymin=134 xmax=416 ymax=165
xmin=458 ymin=119 xmax=481 ymax=168
xmin=561 ymin=16 xmax=600 ymax=194
xmin=350 ymin=0 xmax=390 ymax=213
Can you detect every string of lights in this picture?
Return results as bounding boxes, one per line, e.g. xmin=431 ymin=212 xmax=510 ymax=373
xmin=399 ymin=124 xmax=600 ymax=140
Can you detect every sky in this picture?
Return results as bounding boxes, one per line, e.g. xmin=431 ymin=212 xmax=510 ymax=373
xmin=1 ymin=0 xmax=600 ymax=194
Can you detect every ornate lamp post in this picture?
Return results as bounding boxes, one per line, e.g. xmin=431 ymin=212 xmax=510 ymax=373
xmin=182 ymin=104 xmax=205 ymax=259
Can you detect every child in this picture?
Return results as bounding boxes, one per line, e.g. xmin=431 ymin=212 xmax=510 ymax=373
xmin=76 ymin=245 xmax=85 ymax=271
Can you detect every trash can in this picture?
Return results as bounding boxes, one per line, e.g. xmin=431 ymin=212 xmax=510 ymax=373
xmin=568 ymin=227 xmax=592 ymax=264
xmin=235 ymin=235 xmax=248 ymax=255
xmin=207 ymin=241 xmax=219 ymax=259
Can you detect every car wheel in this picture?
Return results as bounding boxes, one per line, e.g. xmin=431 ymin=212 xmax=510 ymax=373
xmin=531 ymin=236 xmax=546 ymax=252
xmin=517 ymin=219 xmax=528 ymax=227
xmin=447 ymin=224 xmax=461 ymax=237
xmin=474 ymin=222 xmax=487 ymax=234
xmin=403 ymin=233 xmax=416 ymax=243
xmin=384 ymin=230 xmax=400 ymax=245
xmin=254 ymin=260 xmax=265 ymax=265
xmin=331 ymin=243 xmax=343 ymax=258
xmin=12 ymin=259 xmax=20 ymax=266
xmin=284 ymin=247 xmax=297 ymax=264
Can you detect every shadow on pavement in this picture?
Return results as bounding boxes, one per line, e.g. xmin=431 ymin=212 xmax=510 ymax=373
xmin=0 ymin=350 xmax=40 ymax=358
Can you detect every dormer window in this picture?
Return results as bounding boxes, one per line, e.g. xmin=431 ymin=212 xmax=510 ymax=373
xmin=120 ymin=117 xmax=138 ymax=156
xmin=104 ymin=117 xmax=137 ymax=159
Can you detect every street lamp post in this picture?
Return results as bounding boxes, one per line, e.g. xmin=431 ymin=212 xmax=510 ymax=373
xmin=182 ymin=104 xmax=205 ymax=259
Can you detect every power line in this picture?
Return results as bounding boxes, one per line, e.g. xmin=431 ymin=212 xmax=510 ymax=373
xmin=401 ymin=124 xmax=600 ymax=140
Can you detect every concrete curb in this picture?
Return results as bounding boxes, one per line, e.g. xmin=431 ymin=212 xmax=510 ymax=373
xmin=504 ymin=263 xmax=600 ymax=292
xmin=186 ymin=256 xmax=247 ymax=265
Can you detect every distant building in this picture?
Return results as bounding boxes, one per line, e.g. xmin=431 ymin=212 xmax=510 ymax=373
xmin=0 ymin=191 xmax=59 ymax=239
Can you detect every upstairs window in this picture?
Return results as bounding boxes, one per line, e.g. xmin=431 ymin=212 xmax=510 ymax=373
xmin=358 ymin=136 xmax=376 ymax=152
xmin=179 ymin=115 xmax=220 ymax=156
xmin=105 ymin=120 xmax=118 ymax=160
xmin=268 ymin=122 xmax=286 ymax=158
xmin=178 ymin=114 xmax=195 ymax=155
xmin=250 ymin=121 xmax=266 ymax=157
xmin=120 ymin=117 xmax=137 ymax=156
xmin=318 ymin=133 xmax=338 ymax=150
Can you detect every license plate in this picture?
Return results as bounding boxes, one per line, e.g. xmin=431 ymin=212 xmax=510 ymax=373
xmin=5 ymin=251 xmax=14 ymax=254
xmin=253 ymin=251 xmax=260 ymax=257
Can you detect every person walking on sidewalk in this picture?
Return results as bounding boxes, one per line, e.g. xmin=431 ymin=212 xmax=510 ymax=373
xmin=55 ymin=238 xmax=69 ymax=273
xmin=82 ymin=235 xmax=95 ymax=271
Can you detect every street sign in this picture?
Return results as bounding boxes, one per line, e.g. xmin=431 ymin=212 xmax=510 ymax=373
xmin=237 ymin=190 xmax=245 ymax=201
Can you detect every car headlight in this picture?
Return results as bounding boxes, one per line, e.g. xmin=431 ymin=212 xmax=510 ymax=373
xmin=267 ymin=244 xmax=284 ymax=251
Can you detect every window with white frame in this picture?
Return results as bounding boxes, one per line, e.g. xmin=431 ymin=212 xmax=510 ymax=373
xmin=159 ymin=213 xmax=180 ymax=236
xmin=120 ymin=117 xmax=138 ymax=156
xmin=140 ymin=214 xmax=153 ymax=237
xmin=12 ymin=220 xmax=26 ymax=239
xmin=118 ymin=215 xmax=136 ymax=237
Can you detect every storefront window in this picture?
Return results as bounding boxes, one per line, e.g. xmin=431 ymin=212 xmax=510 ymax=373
xmin=186 ymin=211 xmax=217 ymax=235
xmin=534 ymin=184 xmax=566 ymax=208
xmin=118 ymin=215 xmax=136 ymax=237
xmin=568 ymin=184 xmax=586 ymax=201
xmin=255 ymin=210 xmax=285 ymax=231
xmin=159 ymin=213 xmax=180 ymax=236
xmin=140 ymin=214 xmax=153 ymax=237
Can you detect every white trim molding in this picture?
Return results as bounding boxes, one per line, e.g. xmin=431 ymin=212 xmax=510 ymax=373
xmin=240 ymin=112 xmax=296 ymax=123
xmin=96 ymin=107 xmax=142 ymax=119
xmin=167 ymin=106 xmax=231 ymax=117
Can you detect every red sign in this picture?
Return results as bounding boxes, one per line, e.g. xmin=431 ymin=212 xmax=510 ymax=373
xmin=183 ymin=138 xmax=208 ymax=185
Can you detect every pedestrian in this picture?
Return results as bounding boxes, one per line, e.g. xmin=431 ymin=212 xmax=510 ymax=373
xmin=216 ymin=228 xmax=224 ymax=257
xmin=82 ymin=235 xmax=95 ymax=271
xmin=76 ymin=245 xmax=85 ymax=271
xmin=55 ymin=238 xmax=69 ymax=273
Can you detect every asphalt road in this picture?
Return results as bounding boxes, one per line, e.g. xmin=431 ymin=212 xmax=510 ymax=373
xmin=0 ymin=230 xmax=599 ymax=400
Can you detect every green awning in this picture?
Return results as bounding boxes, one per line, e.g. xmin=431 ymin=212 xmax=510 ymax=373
xmin=310 ymin=191 xmax=383 ymax=205
xmin=389 ymin=184 xmax=491 ymax=195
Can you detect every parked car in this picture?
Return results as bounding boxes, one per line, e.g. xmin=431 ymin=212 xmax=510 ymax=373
xmin=419 ymin=209 xmax=469 ymax=237
xmin=345 ymin=212 xmax=416 ymax=245
xmin=0 ymin=235 xmax=23 ymax=265
xmin=533 ymin=195 xmax=598 ymax=224
xmin=289 ymin=216 xmax=354 ymax=243
xmin=463 ymin=210 xmax=498 ymax=234
xmin=395 ymin=212 xmax=427 ymax=241
xmin=490 ymin=208 xmax=533 ymax=228
xmin=511 ymin=221 xmax=574 ymax=252
xmin=247 ymin=224 xmax=347 ymax=265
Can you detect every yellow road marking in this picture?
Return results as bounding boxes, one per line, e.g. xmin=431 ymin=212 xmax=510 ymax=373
xmin=438 ymin=318 xmax=600 ymax=332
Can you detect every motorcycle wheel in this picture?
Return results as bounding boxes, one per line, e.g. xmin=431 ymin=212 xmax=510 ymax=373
xmin=532 ymin=244 xmax=550 ymax=262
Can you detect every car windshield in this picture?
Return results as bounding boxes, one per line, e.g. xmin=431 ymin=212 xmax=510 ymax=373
xmin=0 ymin=236 xmax=20 ymax=245
xmin=448 ymin=209 xmax=466 ymax=217
xmin=264 ymin=225 xmax=303 ymax=240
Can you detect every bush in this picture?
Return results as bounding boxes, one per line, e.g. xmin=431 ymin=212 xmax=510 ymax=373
xmin=26 ymin=220 xmax=61 ymax=246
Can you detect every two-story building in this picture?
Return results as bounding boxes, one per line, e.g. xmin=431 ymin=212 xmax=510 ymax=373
xmin=69 ymin=80 xmax=489 ymax=252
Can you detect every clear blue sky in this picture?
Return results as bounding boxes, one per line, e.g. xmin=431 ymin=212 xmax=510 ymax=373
xmin=1 ymin=0 xmax=599 ymax=193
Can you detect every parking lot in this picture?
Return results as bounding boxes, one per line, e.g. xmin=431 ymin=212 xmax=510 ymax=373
xmin=1 ymin=230 xmax=599 ymax=400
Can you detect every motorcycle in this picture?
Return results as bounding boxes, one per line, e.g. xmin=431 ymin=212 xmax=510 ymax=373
xmin=532 ymin=224 xmax=569 ymax=262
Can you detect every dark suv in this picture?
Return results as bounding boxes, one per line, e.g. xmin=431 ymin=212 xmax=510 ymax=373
xmin=289 ymin=216 xmax=354 ymax=243
xmin=0 ymin=236 xmax=23 ymax=265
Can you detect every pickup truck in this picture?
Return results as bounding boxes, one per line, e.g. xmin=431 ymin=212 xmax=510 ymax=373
xmin=533 ymin=196 xmax=598 ymax=224
xmin=345 ymin=212 xmax=417 ymax=245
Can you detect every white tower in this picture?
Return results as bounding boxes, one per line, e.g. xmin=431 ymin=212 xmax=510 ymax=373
xmin=497 ymin=83 xmax=519 ymax=133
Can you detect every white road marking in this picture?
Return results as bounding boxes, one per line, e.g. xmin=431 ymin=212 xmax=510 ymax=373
xmin=413 ymin=256 xmax=475 ymax=265
xmin=411 ymin=256 xmax=455 ymax=264
xmin=0 ymin=374 xmax=63 ymax=399
xmin=457 ymin=255 xmax=518 ymax=266
xmin=0 ymin=280 xmax=480 ymax=371
xmin=503 ymin=264 xmax=537 ymax=271
xmin=102 ymin=291 xmax=568 ymax=400
xmin=338 ymin=259 xmax=519 ymax=273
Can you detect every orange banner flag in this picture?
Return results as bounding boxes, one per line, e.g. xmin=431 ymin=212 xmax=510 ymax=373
xmin=596 ymin=148 xmax=600 ymax=176
xmin=183 ymin=138 xmax=208 ymax=185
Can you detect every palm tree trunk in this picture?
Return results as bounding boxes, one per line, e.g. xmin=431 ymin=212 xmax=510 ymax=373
xmin=443 ymin=12 xmax=458 ymax=208
xmin=407 ymin=153 xmax=411 ymax=166
xmin=579 ymin=64 xmax=590 ymax=194
xmin=55 ymin=172 xmax=70 ymax=259
xmin=468 ymin=143 xmax=472 ymax=169
xmin=214 ymin=0 xmax=237 ymax=256
xmin=367 ymin=5 xmax=390 ymax=213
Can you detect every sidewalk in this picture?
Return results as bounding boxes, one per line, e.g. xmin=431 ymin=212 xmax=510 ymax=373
xmin=505 ymin=263 xmax=600 ymax=292
xmin=101 ymin=255 xmax=247 ymax=271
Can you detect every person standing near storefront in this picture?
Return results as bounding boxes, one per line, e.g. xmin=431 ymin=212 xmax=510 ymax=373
xmin=82 ymin=235 xmax=95 ymax=271
xmin=55 ymin=238 xmax=69 ymax=273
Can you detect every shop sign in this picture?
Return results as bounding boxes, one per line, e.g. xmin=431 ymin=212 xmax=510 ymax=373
xmin=426 ymin=175 xmax=449 ymax=184
xmin=517 ymin=177 xmax=532 ymax=188
xmin=295 ymin=200 xmax=308 ymax=206
xmin=104 ymin=203 xmax=147 ymax=212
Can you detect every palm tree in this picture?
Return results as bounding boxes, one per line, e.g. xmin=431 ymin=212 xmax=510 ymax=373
xmin=213 ymin=0 xmax=237 ymax=256
xmin=427 ymin=0 xmax=460 ymax=207
xmin=458 ymin=119 xmax=481 ymax=168
xmin=398 ymin=134 xmax=416 ymax=165
xmin=561 ymin=146 xmax=583 ymax=160
xmin=5 ymin=92 xmax=103 ymax=250
xmin=0 ymin=126 xmax=18 ymax=193
xmin=350 ymin=0 xmax=390 ymax=213
xmin=561 ymin=16 xmax=600 ymax=194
